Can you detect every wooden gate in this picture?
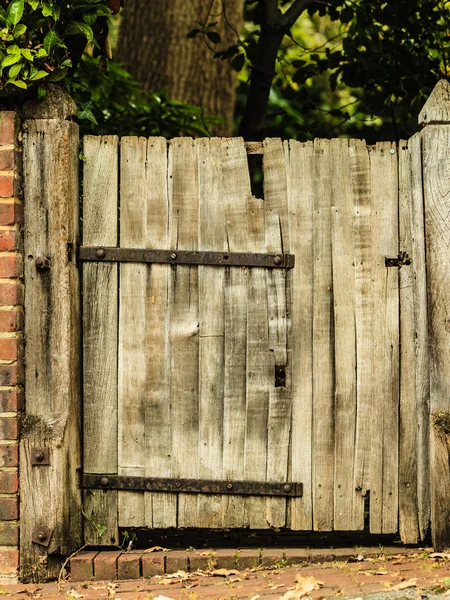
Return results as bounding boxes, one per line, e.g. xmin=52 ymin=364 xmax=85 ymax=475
xmin=80 ymin=135 xmax=428 ymax=543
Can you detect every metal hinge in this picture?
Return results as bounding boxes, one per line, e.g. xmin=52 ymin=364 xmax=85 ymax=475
xmin=82 ymin=474 xmax=302 ymax=497
xmin=79 ymin=247 xmax=295 ymax=269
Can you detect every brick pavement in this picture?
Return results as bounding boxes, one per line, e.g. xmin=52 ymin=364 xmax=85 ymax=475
xmin=0 ymin=548 xmax=449 ymax=599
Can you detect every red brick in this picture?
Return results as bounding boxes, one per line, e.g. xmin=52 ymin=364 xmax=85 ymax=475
xmin=0 ymin=471 xmax=18 ymax=494
xmin=189 ymin=550 xmax=216 ymax=572
xmin=0 ymin=310 xmax=20 ymax=332
xmin=70 ymin=551 xmax=98 ymax=582
xmin=165 ymin=550 xmax=188 ymax=574
xmin=0 ymin=548 xmax=18 ymax=574
xmin=142 ymin=553 xmax=164 ymax=577
xmin=0 ymin=364 xmax=23 ymax=386
xmin=0 ymin=418 xmax=18 ymax=440
xmin=284 ymin=548 xmax=309 ymax=566
xmin=0 ymin=444 xmax=18 ymax=467
xmin=0 ymin=204 xmax=21 ymax=227
xmin=0 ymin=178 xmax=13 ymax=198
xmin=236 ymin=549 xmax=260 ymax=570
xmin=94 ymin=551 xmax=120 ymax=580
xmin=0 ymin=522 xmax=18 ymax=545
xmin=0 ymin=231 xmax=16 ymax=252
xmin=0 ymin=496 xmax=18 ymax=520
xmin=214 ymin=549 xmax=237 ymax=570
xmin=0 ymin=255 xmax=20 ymax=278
xmin=0 ymin=281 xmax=23 ymax=306
xmin=0 ymin=337 xmax=21 ymax=361
xmin=0 ymin=150 xmax=14 ymax=172
xmin=0 ymin=389 xmax=22 ymax=412
xmin=261 ymin=549 xmax=284 ymax=567
xmin=117 ymin=552 xmax=142 ymax=579
xmin=0 ymin=114 xmax=16 ymax=145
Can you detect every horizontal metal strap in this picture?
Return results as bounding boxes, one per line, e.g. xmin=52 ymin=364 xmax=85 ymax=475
xmin=79 ymin=247 xmax=295 ymax=269
xmin=82 ymin=474 xmax=303 ymax=497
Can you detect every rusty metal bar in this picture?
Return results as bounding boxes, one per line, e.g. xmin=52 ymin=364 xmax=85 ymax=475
xmin=79 ymin=246 xmax=295 ymax=269
xmin=82 ymin=474 xmax=302 ymax=497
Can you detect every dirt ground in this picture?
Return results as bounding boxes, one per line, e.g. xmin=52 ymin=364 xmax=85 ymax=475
xmin=2 ymin=551 xmax=450 ymax=600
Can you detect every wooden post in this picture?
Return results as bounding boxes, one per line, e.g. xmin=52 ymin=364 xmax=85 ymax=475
xmin=420 ymin=80 xmax=450 ymax=550
xmin=19 ymin=90 xmax=82 ymax=580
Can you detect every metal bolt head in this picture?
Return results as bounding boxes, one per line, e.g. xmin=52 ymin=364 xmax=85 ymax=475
xmin=283 ymin=484 xmax=292 ymax=494
xmin=226 ymin=482 xmax=233 ymax=490
xmin=37 ymin=532 xmax=46 ymax=541
xmin=35 ymin=451 xmax=44 ymax=462
xmin=175 ymin=481 xmax=181 ymax=488
xmin=390 ymin=148 xmax=395 ymax=154
xmin=99 ymin=476 xmax=110 ymax=487
xmin=35 ymin=256 xmax=50 ymax=269
xmin=273 ymin=255 xmax=282 ymax=266
xmin=170 ymin=253 xmax=177 ymax=260
xmin=96 ymin=248 xmax=106 ymax=259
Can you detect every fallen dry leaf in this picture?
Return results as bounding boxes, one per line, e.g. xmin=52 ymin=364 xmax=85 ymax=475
xmin=211 ymin=568 xmax=239 ymax=577
xmin=143 ymin=546 xmax=167 ymax=553
xmin=249 ymin=596 xmax=260 ymax=600
xmin=361 ymin=569 xmax=388 ymax=576
xmin=67 ymin=591 xmax=84 ymax=599
xmin=430 ymin=552 xmax=450 ymax=560
xmin=268 ymin=583 xmax=285 ymax=590
xmin=279 ymin=575 xmax=323 ymax=599
xmin=391 ymin=578 xmax=418 ymax=591
xmin=154 ymin=596 xmax=176 ymax=600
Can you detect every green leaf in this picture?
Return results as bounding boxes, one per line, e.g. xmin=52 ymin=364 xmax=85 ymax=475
xmin=27 ymin=0 xmax=39 ymax=10
xmin=6 ymin=0 xmax=24 ymax=26
xmin=8 ymin=62 xmax=22 ymax=79
xmin=41 ymin=3 xmax=52 ymax=17
xmin=231 ymin=53 xmax=245 ymax=71
xmin=206 ymin=31 xmax=221 ymax=44
xmin=37 ymin=85 xmax=47 ymax=99
xmin=7 ymin=44 xmax=20 ymax=55
xmin=21 ymin=48 xmax=33 ymax=61
xmin=8 ymin=78 xmax=27 ymax=89
xmin=2 ymin=54 xmax=21 ymax=68
xmin=187 ymin=28 xmax=201 ymax=38
xmin=35 ymin=48 xmax=48 ymax=58
xmin=48 ymin=67 xmax=67 ymax=81
xmin=78 ymin=101 xmax=98 ymax=124
xmin=43 ymin=30 xmax=63 ymax=52
xmin=29 ymin=69 xmax=48 ymax=81
xmin=65 ymin=21 xmax=94 ymax=42
xmin=13 ymin=23 xmax=26 ymax=37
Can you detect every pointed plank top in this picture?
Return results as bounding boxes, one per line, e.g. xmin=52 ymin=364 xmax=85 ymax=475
xmin=419 ymin=80 xmax=450 ymax=125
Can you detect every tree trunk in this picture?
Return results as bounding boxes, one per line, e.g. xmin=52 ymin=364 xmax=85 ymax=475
xmin=116 ymin=0 xmax=243 ymax=136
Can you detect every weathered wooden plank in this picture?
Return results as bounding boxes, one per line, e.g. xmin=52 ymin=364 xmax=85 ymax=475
xmin=263 ymin=138 xmax=291 ymax=528
xmin=422 ymin=119 xmax=450 ymax=550
xmin=288 ymin=140 xmax=314 ymax=530
xmin=349 ymin=140 xmax=373 ymax=518
xmin=118 ymin=137 xmax=147 ymax=526
xmin=21 ymin=118 xmax=82 ymax=581
xmin=144 ymin=137 xmax=177 ymax=528
xmin=330 ymin=138 xmax=361 ymax=530
xmin=369 ymin=142 xmax=399 ymax=534
xmin=221 ymin=137 xmax=250 ymax=527
xmin=408 ymin=133 xmax=430 ymax=541
xmin=312 ymin=138 xmax=334 ymax=531
xmin=168 ymin=138 xmax=200 ymax=527
xmin=196 ymin=137 xmax=226 ymax=527
xmin=419 ymin=80 xmax=450 ymax=125
xmin=82 ymin=135 xmax=119 ymax=545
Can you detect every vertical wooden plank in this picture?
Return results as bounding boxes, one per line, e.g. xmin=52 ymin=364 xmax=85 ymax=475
xmin=349 ymin=140 xmax=373 ymax=518
xmin=288 ymin=141 xmax=314 ymax=530
xmin=221 ymin=137 xmax=250 ymax=527
xmin=144 ymin=137 xmax=177 ymax=528
xmin=168 ymin=138 xmax=200 ymax=527
xmin=408 ymin=134 xmax=430 ymax=541
xmin=118 ymin=137 xmax=147 ymax=526
xmin=330 ymin=139 xmax=362 ymax=530
xmin=369 ymin=142 xmax=399 ymax=534
xmin=82 ymin=135 xmax=119 ymax=545
xmin=196 ymin=137 xmax=226 ymax=527
xmin=21 ymin=118 xmax=82 ymax=580
xmin=422 ymin=116 xmax=450 ymax=550
xmin=312 ymin=138 xmax=334 ymax=531
xmin=263 ymin=138 xmax=291 ymax=528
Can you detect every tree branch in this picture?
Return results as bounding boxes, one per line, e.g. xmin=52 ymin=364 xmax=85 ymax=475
xmin=280 ymin=0 xmax=316 ymax=29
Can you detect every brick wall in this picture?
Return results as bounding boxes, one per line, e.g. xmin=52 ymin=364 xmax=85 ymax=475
xmin=0 ymin=112 xmax=22 ymax=581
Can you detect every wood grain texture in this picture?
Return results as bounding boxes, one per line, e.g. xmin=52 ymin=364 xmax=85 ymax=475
xmin=419 ymin=80 xmax=450 ymax=125
xmin=196 ymin=137 xmax=226 ymax=526
xmin=369 ymin=142 xmax=399 ymax=534
xmin=349 ymin=140 xmax=373 ymax=514
xmin=312 ymin=139 xmax=334 ymax=531
xmin=168 ymin=138 xmax=200 ymax=527
xmin=21 ymin=119 xmax=82 ymax=581
xmin=330 ymin=139 xmax=362 ymax=530
xmin=82 ymin=135 xmax=119 ymax=544
xmin=422 ymin=122 xmax=450 ymax=550
xmin=221 ymin=137 xmax=250 ymax=527
xmin=288 ymin=140 xmax=314 ymax=530
xmin=144 ymin=137 xmax=176 ymax=528
xmin=263 ymin=138 xmax=291 ymax=528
